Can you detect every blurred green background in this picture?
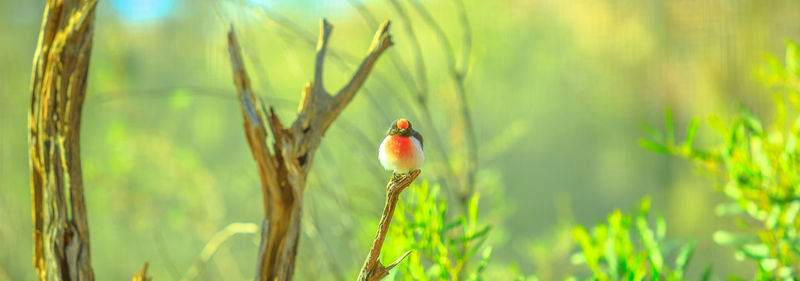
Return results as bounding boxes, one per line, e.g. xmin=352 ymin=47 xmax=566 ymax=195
xmin=2 ymin=0 xmax=800 ymax=280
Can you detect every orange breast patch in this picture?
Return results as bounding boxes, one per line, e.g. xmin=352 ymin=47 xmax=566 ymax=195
xmin=386 ymin=135 xmax=414 ymax=159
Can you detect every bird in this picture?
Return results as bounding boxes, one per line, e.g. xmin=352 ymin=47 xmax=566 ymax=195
xmin=379 ymin=118 xmax=424 ymax=174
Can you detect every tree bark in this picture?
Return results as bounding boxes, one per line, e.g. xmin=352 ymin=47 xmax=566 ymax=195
xmin=29 ymin=0 xmax=99 ymax=280
xmin=226 ymin=19 xmax=393 ymax=281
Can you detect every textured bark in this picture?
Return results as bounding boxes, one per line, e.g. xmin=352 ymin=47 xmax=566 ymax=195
xmin=29 ymin=0 xmax=98 ymax=280
xmin=357 ymin=170 xmax=421 ymax=281
xmin=226 ymin=19 xmax=393 ymax=281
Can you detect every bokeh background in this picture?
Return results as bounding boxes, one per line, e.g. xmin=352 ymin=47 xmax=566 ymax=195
xmin=2 ymin=0 xmax=800 ymax=280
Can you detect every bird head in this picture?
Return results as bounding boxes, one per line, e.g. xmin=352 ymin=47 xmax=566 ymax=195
xmin=388 ymin=118 xmax=413 ymax=137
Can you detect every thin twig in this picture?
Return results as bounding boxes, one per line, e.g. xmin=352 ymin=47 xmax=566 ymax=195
xmin=385 ymin=0 xmax=459 ymax=193
xmin=357 ymin=170 xmax=422 ymax=281
xmin=385 ymin=0 xmax=429 ymax=100
xmin=313 ymin=19 xmax=333 ymax=94
xmin=409 ymin=0 xmax=478 ymax=207
xmin=348 ymin=0 xmax=458 ymax=195
xmin=154 ymin=231 xmax=181 ymax=280
xmin=304 ymin=200 xmax=347 ymax=281
xmin=0 ymin=264 xmax=11 ymax=281
xmin=454 ymin=0 xmax=473 ymax=76
xmin=180 ymin=223 xmax=259 ymax=281
xmin=131 ymin=263 xmax=151 ymax=281
xmin=253 ymin=220 xmax=269 ymax=281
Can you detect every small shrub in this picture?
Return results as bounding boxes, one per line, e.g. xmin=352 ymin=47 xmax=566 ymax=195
xmin=571 ymin=198 xmax=705 ymax=281
xmin=383 ymin=181 xmax=492 ymax=281
xmin=640 ymin=41 xmax=800 ymax=280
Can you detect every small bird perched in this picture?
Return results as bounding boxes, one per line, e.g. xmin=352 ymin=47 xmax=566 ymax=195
xmin=379 ymin=118 xmax=424 ymax=174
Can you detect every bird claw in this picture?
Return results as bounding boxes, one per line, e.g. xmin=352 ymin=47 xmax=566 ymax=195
xmin=391 ymin=171 xmax=402 ymax=181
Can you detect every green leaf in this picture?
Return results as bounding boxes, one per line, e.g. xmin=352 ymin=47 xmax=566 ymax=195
xmin=656 ymin=215 xmax=666 ymax=241
xmin=674 ymin=240 xmax=695 ymax=276
xmin=701 ymin=264 xmax=713 ymax=281
xmin=636 ymin=215 xmax=663 ymax=272
xmin=665 ymin=109 xmax=675 ymax=145
xmin=785 ymin=202 xmax=800 ymax=224
xmin=475 ymin=247 xmax=492 ymax=275
xmin=639 ymin=197 xmax=652 ymax=215
xmin=450 ymin=225 xmax=491 ymax=244
xmin=757 ymin=52 xmax=784 ymax=85
xmin=640 ymin=122 xmax=664 ymax=142
xmin=739 ymin=244 xmax=770 ymax=259
xmin=707 ymin=114 xmax=728 ymax=135
xmin=468 ymin=193 xmax=481 ymax=231
xmin=786 ymin=40 xmax=800 ymax=77
xmin=640 ymin=138 xmax=670 ymax=154
xmin=684 ymin=118 xmax=699 ymax=150
xmin=651 ymin=262 xmax=660 ymax=281
xmin=759 ymin=258 xmax=779 ymax=271
xmin=715 ymin=203 xmax=744 ymax=216
xmin=467 ymin=235 xmax=489 ymax=258
xmin=570 ymin=253 xmax=586 ymax=265
xmin=443 ymin=217 xmax=466 ymax=233
xmin=712 ymin=231 xmax=753 ymax=246
xmin=739 ymin=109 xmax=764 ymax=133
xmin=573 ymin=226 xmax=604 ymax=276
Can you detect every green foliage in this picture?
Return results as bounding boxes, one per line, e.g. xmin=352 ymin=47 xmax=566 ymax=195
xmin=571 ymin=198 xmax=702 ymax=281
xmin=640 ymin=41 xmax=800 ymax=280
xmin=383 ymin=181 xmax=492 ymax=281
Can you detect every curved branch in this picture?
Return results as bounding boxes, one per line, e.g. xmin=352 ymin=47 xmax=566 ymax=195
xmin=409 ymin=0 xmax=478 ymax=204
xmin=180 ymin=223 xmax=259 ymax=281
xmin=357 ymin=170 xmax=422 ymax=281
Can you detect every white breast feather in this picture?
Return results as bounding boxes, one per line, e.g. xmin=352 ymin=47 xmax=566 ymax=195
xmin=378 ymin=136 xmax=424 ymax=172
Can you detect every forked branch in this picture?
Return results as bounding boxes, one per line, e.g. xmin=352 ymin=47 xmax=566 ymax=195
xmin=227 ymin=18 xmax=393 ymax=281
xmin=357 ymin=170 xmax=422 ymax=281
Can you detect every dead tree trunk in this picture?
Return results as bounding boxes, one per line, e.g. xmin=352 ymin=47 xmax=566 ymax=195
xmin=226 ymin=19 xmax=393 ymax=281
xmin=29 ymin=0 xmax=98 ymax=280
xmin=29 ymin=1 xmax=154 ymax=280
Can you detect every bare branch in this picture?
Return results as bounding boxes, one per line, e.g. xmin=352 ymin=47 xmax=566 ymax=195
xmin=330 ymin=20 xmax=393 ymax=120
xmin=454 ymin=0 xmax=472 ymax=75
xmin=248 ymin=2 xmax=398 ymax=123
xmin=385 ymin=0 xmax=429 ymax=101
xmin=313 ymin=19 xmax=333 ymax=94
xmin=227 ymin=19 xmax=393 ymax=281
xmin=409 ymin=0 xmax=478 ymax=205
xmin=227 ymin=27 xmax=279 ymax=218
xmin=383 ymin=0 xmax=459 ymax=194
xmin=384 ymin=250 xmax=413 ymax=271
xmin=358 ymin=170 xmax=421 ymax=281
